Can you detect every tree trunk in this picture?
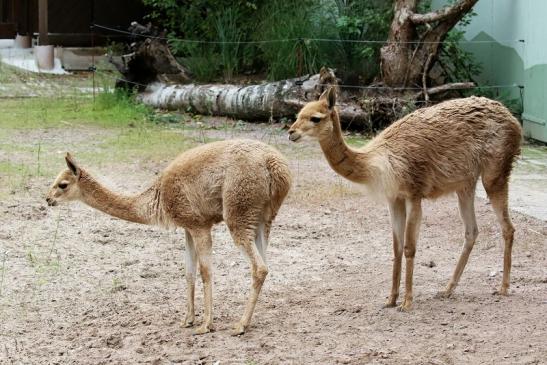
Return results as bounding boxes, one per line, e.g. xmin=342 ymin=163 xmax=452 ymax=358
xmin=380 ymin=0 xmax=479 ymax=88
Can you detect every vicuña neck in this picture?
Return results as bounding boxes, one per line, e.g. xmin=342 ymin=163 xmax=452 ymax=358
xmin=78 ymin=171 xmax=155 ymax=225
xmin=318 ymin=110 xmax=370 ymax=183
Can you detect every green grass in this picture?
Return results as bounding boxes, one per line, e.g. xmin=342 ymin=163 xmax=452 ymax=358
xmin=517 ymin=145 xmax=547 ymax=175
xmin=346 ymin=135 xmax=369 ymax=148
xmin=0 ymin=60 xmax=100 ymax=94
xmin=0 ymin=93 xmax=150 ymax=129
xmin=79 ymin=125 xmax=209 ymax=166
xmin=0 ymin=57 xmax=20 ymax=83
xmin=522 ymin=145 xmax=547 ymax=158
xmin=0 ymin=91 xmax=213 ymax=197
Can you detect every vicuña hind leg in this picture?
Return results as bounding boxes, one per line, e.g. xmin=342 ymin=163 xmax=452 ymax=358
xmin=190 ymin=228 xmax=214 ymax=335
xmin=230 ymin=224 xmax=268 ymax=335
xmin=486 ymin=183 xmax=515 ymax=295
xmin=399 ymin=198 xmax=422 ymax=312
xmin=255 ymin=221 xmax=268 ymax=264
xmin=441 ymin=185 xmax=479 ymax=297
xmin=183 ymin=230 xmax=197 ymax=327
xmin=385 ymin=198 xmax=405 ymax=308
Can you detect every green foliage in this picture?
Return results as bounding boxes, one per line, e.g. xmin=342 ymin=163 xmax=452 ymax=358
xmin=254 ymin=0 xmax=339 ymax=80
xmin=334 ymin=0 xmax=392 ymax=83
xmin=142 ymin=0 xmax=479 ymax=85
xmin=94 ymin=88 xmax=153 ymax=121
xmin=439 ymin=6 xmax=482 ymax=83
xmin=143 ymin=0 xmax=262 ymax=81
xmin=177 ymin=47 xmax=221 ymax=82
xmin=215 ymin=7 xmax=243 ymax=80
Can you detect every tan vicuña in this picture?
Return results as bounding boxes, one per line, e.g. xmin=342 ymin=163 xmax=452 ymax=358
xmin=288 ymin=88 xmax=522 ymax=311
xmin=46 ymin=139 xmax=292 ymax=335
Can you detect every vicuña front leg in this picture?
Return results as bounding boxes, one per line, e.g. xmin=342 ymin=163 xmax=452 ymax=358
xmin=231 ymin=227 xmax=268 ymax=336
xmin=183 ymin=230 xmax=197 ymax=327
xmin=385 ymin=198 xmax=405 ymax=308
xmin=399 ymin=198 xmax=422 ymax=312
xmin=191 ymin=228 xmax=215 ymax=335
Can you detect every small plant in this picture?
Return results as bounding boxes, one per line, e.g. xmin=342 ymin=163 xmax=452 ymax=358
xmin=111 ymin=277 xmax=127 ymax=293
xmin=35 ymin=140 xmax=42 ymax=176
xmin=47 ymin=209 xmax=62 ymax=263
xmin=26 ymin=247 xmax=37 ymax=267
xmin=93 ymin=87 xmax=154 ymax=126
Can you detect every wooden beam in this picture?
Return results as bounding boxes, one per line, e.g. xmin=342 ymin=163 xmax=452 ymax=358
xmin=25 ymin=0 xmax=33 ymax=36
xmin=38 ymin=0 xmax=48 ymax=45
xmin=13 ymin=0 xmax=20 ymax=30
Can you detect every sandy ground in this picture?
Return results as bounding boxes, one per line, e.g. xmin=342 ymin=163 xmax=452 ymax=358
xmin=1 ymin=123 xmax=546 ymax=365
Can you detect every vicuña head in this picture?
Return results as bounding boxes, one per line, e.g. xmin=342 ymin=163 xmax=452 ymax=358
xmin=46 ymin=153 xmax=82 ymax=206
xmin=288 ymin=86 xmax=337 ymax=142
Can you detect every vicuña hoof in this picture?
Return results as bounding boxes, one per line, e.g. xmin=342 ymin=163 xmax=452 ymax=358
xmin=435 ymin=290 xmax=453 ymax=299
xmin=183 ymin=315 xmax=195 ymax=328
xmin=231 ymin=322 xmax=247 ymax=336
xmin=192 ymin=324 xmax=213 ymax=335
xmin=383 ymin=298 xmax=398 ymax=308
xmin=494 ymin=287 xmax=509 ymax=296
xmin=397 ymin=300 xmax=412 ymax=312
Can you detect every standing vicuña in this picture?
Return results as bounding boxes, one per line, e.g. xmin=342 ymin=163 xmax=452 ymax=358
xmin=46 ymin=140 xmax=291 ymax=335
xmin=288 ymin=88 xmax=521 ymax=311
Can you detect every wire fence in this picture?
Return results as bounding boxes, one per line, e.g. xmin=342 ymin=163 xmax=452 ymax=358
xmin=0 ymin=23 xmax=526 ymax=111
xmin=88 ymin=22 xmax=526 ymax=103
xmin=92 ymin=23 xmax=526 ymax=45
xmin=91 ymin=68 xmax=524 ymax=93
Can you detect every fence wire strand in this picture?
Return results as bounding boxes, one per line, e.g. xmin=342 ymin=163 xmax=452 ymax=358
xmin=94 ymin=69 xmax=523 ymax=93
xmin=92 ymin=23 xmax=526 ymax=45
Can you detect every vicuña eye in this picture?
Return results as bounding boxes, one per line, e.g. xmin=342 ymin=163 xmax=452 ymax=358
xmin=310 ymin=116 xmax=321 ymax=123
xmin=58 ymin=183 xmax=68 ymax=189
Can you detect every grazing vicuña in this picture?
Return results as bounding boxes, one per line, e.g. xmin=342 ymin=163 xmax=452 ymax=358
xmin=46 ymin=139 xmax=292 ymax=335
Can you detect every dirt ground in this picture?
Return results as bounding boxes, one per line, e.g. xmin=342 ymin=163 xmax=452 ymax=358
xmin=1 ymin=123 xmax=546 ymax=365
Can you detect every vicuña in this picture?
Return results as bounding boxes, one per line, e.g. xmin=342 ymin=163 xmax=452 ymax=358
xmin=288 ymin=88 xmax=521 ymax=311
xmin=46 ymin=139 xmax=292 ymax=334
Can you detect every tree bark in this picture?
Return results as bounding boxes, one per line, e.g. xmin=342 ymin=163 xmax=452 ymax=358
xmin=380 ymin=0 xmax=479 ymax=88
xmin=379 ymin=0 xmax=418 ymax=87
xmin=109 ymin=23 xmax=191 ymax=90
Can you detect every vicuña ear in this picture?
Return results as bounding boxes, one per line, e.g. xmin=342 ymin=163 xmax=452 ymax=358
xmin=65 ymin=153 xmax=81 ymax=176
xmin=319 ymin=86 xmax=336 ymax=110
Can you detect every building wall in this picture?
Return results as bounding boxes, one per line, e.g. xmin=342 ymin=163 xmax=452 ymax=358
xmin=432 ymin=0 xmax=547 ymax=142
xmin=0 ymin=0 xmax=146 ymax=46
xmin=47 ymin=0 xmax=146 ymax=46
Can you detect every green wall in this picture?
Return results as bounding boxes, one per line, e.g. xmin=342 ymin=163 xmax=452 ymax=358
xmin=433 ymin=0 xmax=547 ymax=142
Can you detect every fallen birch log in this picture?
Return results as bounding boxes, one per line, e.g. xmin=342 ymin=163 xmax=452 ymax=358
xmin=138 ymin=74 xmax=373 ymax=128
